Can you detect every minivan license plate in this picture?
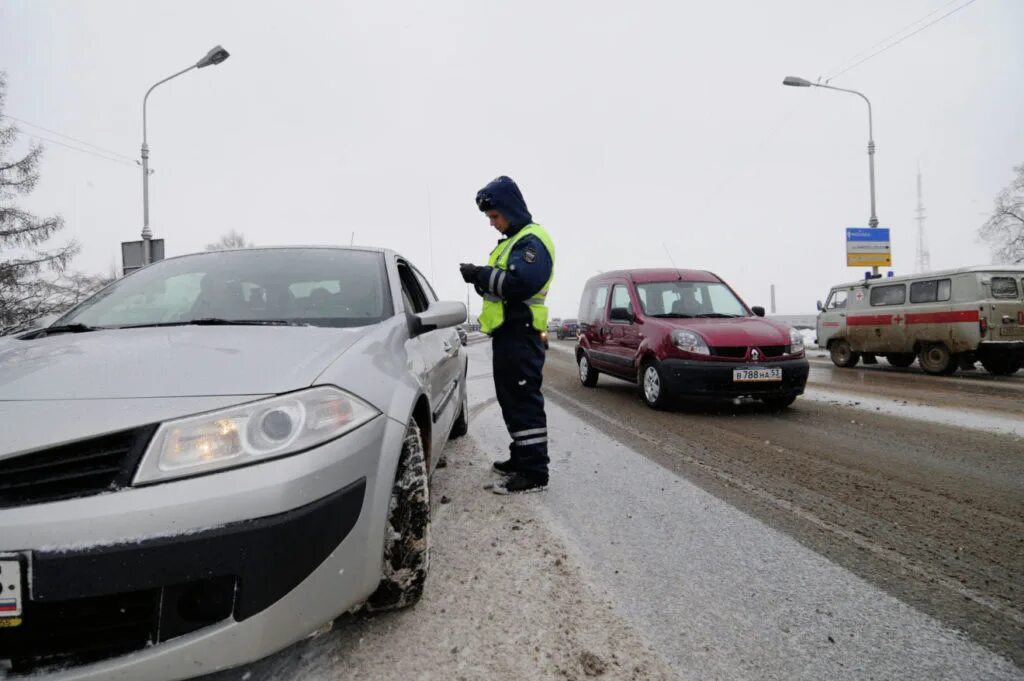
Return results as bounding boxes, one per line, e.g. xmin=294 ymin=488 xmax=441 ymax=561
xmin=733 ymin=368 xmax=782 ymax=382
xmin=0 ymin=557 xmax=24 ymax=626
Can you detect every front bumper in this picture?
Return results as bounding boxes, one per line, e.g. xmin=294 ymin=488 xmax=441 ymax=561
xmin=660 ymin=356 xmax=809 ymax=399
xmin=0 ymin=413 xmax=406 ymax=680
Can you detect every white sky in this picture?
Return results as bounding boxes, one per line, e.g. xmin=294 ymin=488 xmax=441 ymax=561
xmin=2 ymin=0 xmax=1022 ymax=317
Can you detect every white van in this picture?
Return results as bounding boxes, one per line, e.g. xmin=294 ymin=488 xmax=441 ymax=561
xmin=816 ymin=266 xmax=1024 ymax=376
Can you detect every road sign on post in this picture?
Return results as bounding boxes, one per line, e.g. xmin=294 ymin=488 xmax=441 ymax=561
xmin=122 ymin=239 xmax=164 ymax=275
xmin=846 ymin=228 xmax=891 ymax=267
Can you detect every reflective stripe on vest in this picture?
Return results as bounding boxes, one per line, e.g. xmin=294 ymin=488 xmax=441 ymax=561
xmin=478 ymin=224 xmax=555 ymax=335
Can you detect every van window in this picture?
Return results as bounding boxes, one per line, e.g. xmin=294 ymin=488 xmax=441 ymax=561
xmin=610 ymin=284 xmax=633 ymax=319
xmin=909 ymin=279 xmax=951 ymax=304
xmin=991 ymin=277 xmax=1019 ymax=299
xmin=826 ymin=290 xmax=848 ymax=309
xmin=870 ymin=284 xmax=905 ymax=307
xmin=579 ymin=284 xmax=609 ymax=323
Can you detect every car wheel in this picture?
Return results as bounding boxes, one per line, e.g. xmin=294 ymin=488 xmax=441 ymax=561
xmin=980 ymin=357 xmax=1022 ymax=376
xmin=918 ymin=343 xmax=956 ymax=376
xmin=639 ymin=359 xmax=670 ymax=409
xmin=829 ymin=339 xmax=860 ymax=368
xmin=367 ymin=420 xmax=430 ymax=612
xmin=449 ymin=386 xmax=469 ymax=439
xmin=762 ymin=395 xmax=797 ymax=410
xmin=578 ymin=353 xmax=599 ymax=387
xmin=885 ymin=353 xmax=915 ymax=368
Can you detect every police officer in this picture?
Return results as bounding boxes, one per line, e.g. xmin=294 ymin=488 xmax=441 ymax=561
xmin=460 ymin=176 xmax=555 ymax=494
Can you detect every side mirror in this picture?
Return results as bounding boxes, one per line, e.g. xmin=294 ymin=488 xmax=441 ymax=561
xmin=413 ymin=301 xmax=467 ymax=335
xmin=816 ymin=300 xmax=824 ymax=312
xmin=751 ymin=306 xmax=766 ymax=318
xmin=609 ymin=307 xmax=633 ymax=322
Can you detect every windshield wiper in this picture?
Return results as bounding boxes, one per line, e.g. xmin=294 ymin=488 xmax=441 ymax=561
xmin=37 ymin=323 xmax=102 ymax=335
xmin=650 ymin=313 xmax=694 ymax=318
xmin=694 ymin=313 xmax=741 ymax=318
xmin=117 ymin=318 xmax=295 ymax=329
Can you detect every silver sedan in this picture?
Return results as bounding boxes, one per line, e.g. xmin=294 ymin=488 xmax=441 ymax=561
xmin=0 ymin=246 xmax=468 ymax=679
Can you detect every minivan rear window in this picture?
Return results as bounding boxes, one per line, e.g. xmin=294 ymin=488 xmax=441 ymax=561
xmin=991 ymin=277 xmax=1019 ymax=299
xmin=909 ymin=279 xmax=951 ymax=304
xmin=870 ymin=284 xmax=905 ymax=307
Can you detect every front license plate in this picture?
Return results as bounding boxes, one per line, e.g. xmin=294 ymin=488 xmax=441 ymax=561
xmin=0 ymin=556 xmax=24 ymax=626
xmin=733 ymin=368 xmax=783 ymax=382
xmin=999 ymin=326 xmax=1024 ymax=337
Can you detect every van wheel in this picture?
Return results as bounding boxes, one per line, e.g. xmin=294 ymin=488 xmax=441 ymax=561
xmin=981 ymin=357 xmax=1022 ymax=376
xmin=829 ymin=340 xmax=860 ymax=368
xmin=919 ymin=343 xmax=956 ymax=376
xmin=578 ymin=353 xmax=599 ymax=387
xmin=639 ymin=359 xmax=671 ymax=409
xmin=885 ymin=353 xmax=915 ymax=368
xmin=367 ymin=420 xmax=429 ymax=612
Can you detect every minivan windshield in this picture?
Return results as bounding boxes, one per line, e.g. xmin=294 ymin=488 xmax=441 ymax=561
xmin=57 ymin=249 xmax=394 ymax=330
xmin=636 ymin=281 xmax=748 ymax=318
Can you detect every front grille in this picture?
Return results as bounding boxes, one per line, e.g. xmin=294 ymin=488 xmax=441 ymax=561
xmin=710 ymin=345 xmax=788 ymax=360
xmin=0 ymin=577 xmax=236 ymax=674
xmin=0 ymin=426 xmax=156 ymax=508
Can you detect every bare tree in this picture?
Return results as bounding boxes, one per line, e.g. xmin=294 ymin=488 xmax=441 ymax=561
xmin=206 ymin=229 xmax=253 ymax=251
xmin=979 ymin=164 xmax=1024 ymax=265
xmin=0 ymin=71 xmax=83 ymax=333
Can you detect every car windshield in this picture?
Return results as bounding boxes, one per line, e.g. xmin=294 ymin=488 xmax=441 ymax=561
xmin=57 ymin=249 xmax=394 ymax=330
xmin=636 ymin=281 xmax=748 ymax=317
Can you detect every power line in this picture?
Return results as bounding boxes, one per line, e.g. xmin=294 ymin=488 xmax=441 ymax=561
xmin=1 ymin=113 xmax=138 ymax=168
xmin=824 ymin=0 xmax=980 ymax=82
xmin=11 ymin=128 xmax=139 ymax=168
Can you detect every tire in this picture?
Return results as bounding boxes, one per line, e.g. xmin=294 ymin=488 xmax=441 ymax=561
xmin=449 ymin=387 xmax=469 ymax=439
xmin=762 ymin=395 xmax=797 ymax=410
xmin=639 ymin=359 xmax=671 ymax=410
xmin=918 ymin=343 xmax=956 ymax=376
xmin=578 ymin=352 xmax=599 ymax=387
xmin=885 ymin=353 xmax=915 ymax=368
xmin=829 ymin=339 xmax=860 ymax=368
xmin=981 ymin=357 xmax=1022 ymax=376
xmin=367 ymin=420 xmax=430 ymax=612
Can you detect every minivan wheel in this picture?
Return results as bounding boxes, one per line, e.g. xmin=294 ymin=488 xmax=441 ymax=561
xmin=829 ymin=339 xmax=860 ymax=368
xmin=578 ymin=353 xmax=599 ymax=387
xmin=639 ymin=359 xmax=670 ymax=409
xmin=367 ymin=420 xmax=430 ymax=612
xmin=885 ymin=353 xmax=915 ymax=368
xmin=981 ymin=357 xmax=1022 ymax=376
xmin=918 ymin=343 xmax=956 ymax=376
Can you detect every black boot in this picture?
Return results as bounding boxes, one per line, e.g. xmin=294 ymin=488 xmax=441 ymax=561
xmin=492 ymin=473 xmax=548 ymax=495
xmin=492 ymin=459 xmax=518 ymax=475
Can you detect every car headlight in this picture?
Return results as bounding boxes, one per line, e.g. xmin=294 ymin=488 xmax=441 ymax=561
xmin=789 ymin=327 xmax=805 ymax=354
xmin=672 ymin=329 xmax=710 ymax=355
xmin=133 ymin=386 xmax=379 ymax=484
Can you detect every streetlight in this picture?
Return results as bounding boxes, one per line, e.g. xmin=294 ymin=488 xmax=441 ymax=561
xmin=783 ymin=75 xmax=881 ymax=271
xmin=140 ymin=45 xmax=230 ymax=265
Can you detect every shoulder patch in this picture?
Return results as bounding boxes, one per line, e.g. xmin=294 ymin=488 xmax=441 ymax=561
xmin=523 ymin=245 xmax=537 ymax=263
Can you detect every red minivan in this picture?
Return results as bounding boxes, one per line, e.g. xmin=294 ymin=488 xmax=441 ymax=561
xmin=575 ymin=269 xmax=809 ymax=409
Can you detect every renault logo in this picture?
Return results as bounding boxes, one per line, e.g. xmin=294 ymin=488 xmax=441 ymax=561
xmin=750 ymin=348 xmax=761 ymax=362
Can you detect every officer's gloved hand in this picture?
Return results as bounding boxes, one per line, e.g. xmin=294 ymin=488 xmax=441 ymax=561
xmin=459 ymin=263 xmax=481 ymax=283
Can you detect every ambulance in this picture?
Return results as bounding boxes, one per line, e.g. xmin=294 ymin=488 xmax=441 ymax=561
xmin=816 ymin=266 xmax=1024 ymax=376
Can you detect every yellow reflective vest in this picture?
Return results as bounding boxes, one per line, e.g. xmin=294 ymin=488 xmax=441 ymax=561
xmin=478 ymin=224 xmax=555 ymax=335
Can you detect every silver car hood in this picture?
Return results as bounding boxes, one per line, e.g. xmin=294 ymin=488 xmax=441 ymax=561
xmin=0 ymin=325 xmax=373 ymax=400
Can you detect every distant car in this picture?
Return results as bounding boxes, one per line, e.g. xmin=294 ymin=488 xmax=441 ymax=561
xmin=556 ymin=318 xmax=579 ymax=340
xmin=0 ymin=247 xmax=469 ymax=678
xmin=548 ymin=318 xmax=562 ymax=332
xmin=575 ymin=269 xmax=808 ymax=409
xmin=541 ymin=330 xmax=550 ymax=349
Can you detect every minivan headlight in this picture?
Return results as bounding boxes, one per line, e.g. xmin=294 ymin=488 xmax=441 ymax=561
xmin=672 ymin=329 xmax=710 ymax=355
xmin=789 ymin=327 xmax=805 ymax=354
xmin=134 ymin=386 xmax=379 ymax=484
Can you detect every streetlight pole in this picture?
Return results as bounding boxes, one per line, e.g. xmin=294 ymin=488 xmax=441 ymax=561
xmin=783 ymin=76 xmax=880 ymax=274
xmin=140 ymin=45 xmax=230 ymax=266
